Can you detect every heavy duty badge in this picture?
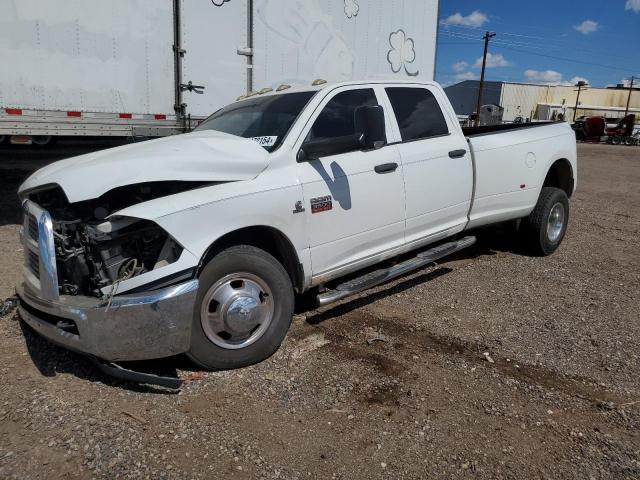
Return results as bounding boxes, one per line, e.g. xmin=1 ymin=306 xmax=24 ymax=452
xmin=292 ymin=200 xmax=305 ymax=214
xmin=310 ymin=195 xmax=333 ymax=214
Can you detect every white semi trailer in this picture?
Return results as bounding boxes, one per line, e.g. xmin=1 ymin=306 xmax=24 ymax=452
xmin=0 ymin=0 xmax=439 ymax=144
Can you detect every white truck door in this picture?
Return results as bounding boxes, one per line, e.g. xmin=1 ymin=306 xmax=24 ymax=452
xmin=384 ymin=86 xmax=473 ymax=246
xmin=296 ymin=87 xmax=405 ymax=278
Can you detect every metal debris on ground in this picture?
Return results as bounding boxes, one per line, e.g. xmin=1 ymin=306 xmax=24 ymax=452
xmin=366 ymin=327 xmax=389 ymax=345
xmin=0 ymin=297 xmax=18 ymax=317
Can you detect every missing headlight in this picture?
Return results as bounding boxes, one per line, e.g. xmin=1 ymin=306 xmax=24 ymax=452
xmin=54 ymin=217 xmax=183 ymax=297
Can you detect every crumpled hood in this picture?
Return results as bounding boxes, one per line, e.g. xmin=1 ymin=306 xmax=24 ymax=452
xmin=19 ymin=130 xmax=270 ymax=203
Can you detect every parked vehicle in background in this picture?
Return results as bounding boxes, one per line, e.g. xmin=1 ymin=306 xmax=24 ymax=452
xmin=573 ymin=116 xmax=606 ymax=142
xmin=605 ymin=114 xmax=637 ymax=145
xmin=0 ymin=0 xmax=439 ymax=145
xmin=16 ymin=80 xmax=577 ymax=379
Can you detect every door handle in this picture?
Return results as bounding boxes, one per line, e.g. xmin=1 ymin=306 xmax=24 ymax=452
xmin=374 ymin=162 xmax=398 ymax=174
xmin=449 ymin=149 xmax=467 ymax=158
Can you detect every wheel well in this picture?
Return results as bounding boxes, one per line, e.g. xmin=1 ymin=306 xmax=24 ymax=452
xmin=199 ymin=226 xmax=304 ymax=293
xmin=543 ymin=159 xmax=574 ymax=198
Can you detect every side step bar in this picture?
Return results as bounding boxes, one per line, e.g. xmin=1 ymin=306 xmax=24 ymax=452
xmin=316 ymin=236 xmax=476 ymax=307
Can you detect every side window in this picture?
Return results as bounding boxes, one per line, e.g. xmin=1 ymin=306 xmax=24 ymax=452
xmin=385 ymin=87 xmax=449 ymax=141
xmin=307 ymin=88 xmax=378 ymax=142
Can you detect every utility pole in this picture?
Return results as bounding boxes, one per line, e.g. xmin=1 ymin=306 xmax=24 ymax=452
xmin=624 ymin=76 xmax=635 ymax=117
xmin=573 ymin=80 xmax=588 ymax=122
xmin=474 ymin=31 xmax=496 ymax=127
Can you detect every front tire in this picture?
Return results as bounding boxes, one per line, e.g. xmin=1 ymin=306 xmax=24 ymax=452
xmin=520 ymin=187 xmax=569 ymax=256
xmin=188 ymin=245 xmax=294 ymax=370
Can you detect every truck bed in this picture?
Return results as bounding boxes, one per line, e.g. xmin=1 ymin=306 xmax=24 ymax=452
xmin=465 ymin=121 xmax=576 ymax=229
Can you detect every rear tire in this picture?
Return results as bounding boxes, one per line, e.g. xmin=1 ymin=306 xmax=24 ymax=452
xmin=188 ymin=245 xmax=294 ymax=370
xmin=520 ymin=187 xmax=569 ymax=256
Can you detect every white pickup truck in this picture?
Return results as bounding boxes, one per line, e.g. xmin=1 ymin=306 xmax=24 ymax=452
xmin=17 ymin=80 xmax=577 ymax=379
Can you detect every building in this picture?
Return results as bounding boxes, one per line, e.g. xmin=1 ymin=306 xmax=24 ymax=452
xmin=445 ymin=80 xmax=640 ymax=123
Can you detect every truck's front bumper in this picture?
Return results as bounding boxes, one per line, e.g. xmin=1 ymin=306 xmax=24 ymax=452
xmin=16 ymin=280 xmax=199 ymax=362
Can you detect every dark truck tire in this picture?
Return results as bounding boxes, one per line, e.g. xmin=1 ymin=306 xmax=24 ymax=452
xmin=188 ymin=245 xmax=294 ymax=370
xmin=520 ymin=187 xmax=569 ymax=256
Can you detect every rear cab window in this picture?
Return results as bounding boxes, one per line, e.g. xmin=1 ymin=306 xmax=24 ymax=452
xmin=385 ymin=87 xmax=449 ymax=142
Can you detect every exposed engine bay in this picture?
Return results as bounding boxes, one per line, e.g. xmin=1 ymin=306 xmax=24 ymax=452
xmin=25 ymin=181 xmax=208 ymax=297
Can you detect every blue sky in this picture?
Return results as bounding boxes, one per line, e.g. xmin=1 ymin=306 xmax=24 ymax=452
xmin=435 ymin=0 xmax=640 ymax=87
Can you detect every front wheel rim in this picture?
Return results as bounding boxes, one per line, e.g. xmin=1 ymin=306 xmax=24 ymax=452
xmin=200 ymin=272 xmax=274 ymax=350
xmin=546 ymin=203 xmax=565 ymax=243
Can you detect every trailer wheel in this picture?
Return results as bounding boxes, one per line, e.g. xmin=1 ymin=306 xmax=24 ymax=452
xmin=32 ymin=135 xmax=55 ymax=147
xmin=611 ymin=136 xmax=622 ymax=145
xmin=520 ymin=187 xmax=569 ymax=256
xmin=624 ymin=137 xmax=634 ymax=146
xmin=188 ymin=245 xmax=294 ymax=370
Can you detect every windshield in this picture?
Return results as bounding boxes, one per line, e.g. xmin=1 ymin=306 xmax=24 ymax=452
xmin=195 ymin=91 xmax=316 ymax=152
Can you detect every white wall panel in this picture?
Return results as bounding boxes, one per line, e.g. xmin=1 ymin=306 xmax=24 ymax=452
xmin=252 ymin=0 xmax=439 ymax=89
xmin=0 ymin=0 xmax=174 ymax=114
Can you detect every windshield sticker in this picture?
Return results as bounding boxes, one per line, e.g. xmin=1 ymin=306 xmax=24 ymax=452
xmin=251 ymin=136 xmax=278 ymax=147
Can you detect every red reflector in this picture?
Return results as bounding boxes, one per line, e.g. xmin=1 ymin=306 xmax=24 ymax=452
xmin=520 ymin=184 xmax=526 ymax=189
xmin=119 ymin=113 xmax=132 ymax=119
xmin=6 ymin=108 xmax=22 ymax=115
xmin=154 ymin=114 xmax=166 ymax=120
xmin=67 ymin=111 xmax=81 ymax=117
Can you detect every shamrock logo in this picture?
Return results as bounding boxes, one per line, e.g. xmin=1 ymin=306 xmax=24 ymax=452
xmin=211 ymin=0 xmax=230 ymax=6
xmin=387 ymin=29 xmax=419 ymax=76
xmin=344 ymin=0 xmax=359 ymax=18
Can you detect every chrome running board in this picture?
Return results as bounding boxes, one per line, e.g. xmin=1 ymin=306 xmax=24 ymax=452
xmin=316 ymin=236 xmax=476 ymax=307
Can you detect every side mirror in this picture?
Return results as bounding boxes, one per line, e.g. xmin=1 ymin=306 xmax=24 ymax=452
xmin=355 ymin=105 xmax=386 ymax=150
xmin=298 ymin=133 xmax=364 ymax=161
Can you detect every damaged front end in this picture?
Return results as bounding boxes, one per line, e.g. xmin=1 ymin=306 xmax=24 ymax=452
xmin=24 ymin=182 xmax=201 ymax=298
xmin=15 ymin=181 xmax=203 ymax=363
xmin=57 ymin=216 xmax=179 ymax=297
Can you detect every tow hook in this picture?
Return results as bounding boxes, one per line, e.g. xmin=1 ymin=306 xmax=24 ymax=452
xmin=91 ymin=357 xmax=183 ymax=389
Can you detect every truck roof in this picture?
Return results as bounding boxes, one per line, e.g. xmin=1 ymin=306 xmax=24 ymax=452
xmin=242 ymin=79 xmax=440 ymax=100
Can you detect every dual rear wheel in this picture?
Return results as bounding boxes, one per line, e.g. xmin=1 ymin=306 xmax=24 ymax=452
xmin=519 ymin=187 xmax=570 ymax=256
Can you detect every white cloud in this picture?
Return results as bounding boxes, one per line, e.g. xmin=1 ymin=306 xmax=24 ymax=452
xmin=453 ymin=61 xmax=468 ymax=73
xmin=524 ymin=69 xmax=564 ymax=84
xmin=574 ymin=20 xmax=599 ymax=34
xmin=455 ymin=71 xmax=479 ymax=82
xmin=523 ymin=72 xmax=588 ymax=86
xmin=441 ymin=10 xmax=488 ymax=28
xmin=569 ymin=76 xmax=589 ymax=85
xmin=474 ymin=52 xmax=510 ymax=68
xmin=626 ymin=0 xmax=640 ymax=12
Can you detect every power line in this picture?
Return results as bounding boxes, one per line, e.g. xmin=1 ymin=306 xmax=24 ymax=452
xmin=492 ymin=44 xmax=640 ymax=73
xmin=440 ymin=26 xmax=638 ymax=64
xmin=440 ymin=32 xmax=640 ymax=73
xmin=440 ymin=23 xmax=546 ymax=40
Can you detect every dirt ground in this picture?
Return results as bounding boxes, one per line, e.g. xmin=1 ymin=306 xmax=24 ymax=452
xmin=0 ymin=142 xmax=638 ymax=479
